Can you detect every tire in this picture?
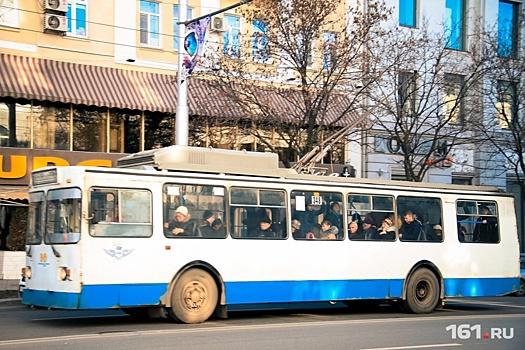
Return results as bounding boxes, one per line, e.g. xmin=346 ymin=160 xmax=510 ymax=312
xmin=515 ymin=279 xmax=525 ymax=297
xmin=401 ymin=268 xmax=440 ymax=314
xmin=169 ymin=269 xmax=218 ymax=324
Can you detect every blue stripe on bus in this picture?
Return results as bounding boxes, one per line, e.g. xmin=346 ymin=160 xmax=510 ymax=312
xmin=224 ymin=279 xmax=404 ymax=304
xmin=22 ymin=277 xmax=518 ymax=309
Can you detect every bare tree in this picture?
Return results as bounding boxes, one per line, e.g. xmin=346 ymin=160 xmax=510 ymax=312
xmin=366 ymin=20 xmax=487 ymax=182
xmin=470 ymin=12 xmax=525 ymax=243
xmin=197 ymin=0 xmax=393 ymax=167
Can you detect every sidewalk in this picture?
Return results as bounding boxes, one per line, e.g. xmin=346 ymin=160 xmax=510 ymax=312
xmin=0 ymin=279 xmax=22 ymax=306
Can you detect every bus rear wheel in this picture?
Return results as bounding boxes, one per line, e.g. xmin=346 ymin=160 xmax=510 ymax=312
xmin=169 ymin=269 xmax=218 ymax=324
xmin=402 ymin=268 xmax=439 ymax=314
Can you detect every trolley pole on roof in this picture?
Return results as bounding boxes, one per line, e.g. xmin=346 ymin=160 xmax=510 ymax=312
xmin=176 ymin=0 xmax=252 ymax=146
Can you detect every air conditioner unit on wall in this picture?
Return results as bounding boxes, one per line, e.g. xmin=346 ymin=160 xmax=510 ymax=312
xmin=44 ymin=0 xmax=68 ymax=13
xmin=210 ymin=16 xmax=227 ymax=32
xmin=44 ymin=13 xmax=67 ymax=32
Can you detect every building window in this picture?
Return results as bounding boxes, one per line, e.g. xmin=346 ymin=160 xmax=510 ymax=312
xmin=444 ymin=0 xmax=465 ymax=50
xmin=496 ymin=81 xmax=517 ymax=129
xmin=498 ymin=1 xmax=519 ymax=58
xmin=297 ymin=33 xmax=313 ymax=67
xmin=399 ymin=0 xmax=417 ymax=27
xmin=33 ymin=102 xmax=70 ymax=150
xmin=0 ymin=100 xmax=30 ymax=148
xmin=67 ymin=0 xmax=87 ymax=37
xmin=140 ymin=0 xmax=160 ymax=47
xmin=252 ymin=20 xmax=269 ymax=62
xmin=173 ymin=5 xmax=193 ymax=50
xmin=323 ymin=31 xmax=337 ymax=70
xmin=223 ymin=15 xmax=241 ymax=58
xmin=398 ymin=71 xmax=417 ymax=120
xmin=444 ymin=74 xmax=464 ymax=124
xmin=72 ymin=106 xmax=107 ymax=152
xmin=0 ymin=0 xmax=19 ymax=27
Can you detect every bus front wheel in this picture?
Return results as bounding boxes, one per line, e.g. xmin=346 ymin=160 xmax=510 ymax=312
xmin=402 ymin=268 xmax=439 ymax=314
xmin=169 ymin=269 xmax=218 ymax=324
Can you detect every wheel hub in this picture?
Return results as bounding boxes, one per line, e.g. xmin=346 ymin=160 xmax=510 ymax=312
xmin=184 ymin=282 xmax=206 ymax=310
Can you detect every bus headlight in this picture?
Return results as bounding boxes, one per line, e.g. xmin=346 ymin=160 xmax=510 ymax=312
xmin=24 ymin=266 xmax=31 ymax=279
xmin=59 ymin=267 xmax=71 ymax=281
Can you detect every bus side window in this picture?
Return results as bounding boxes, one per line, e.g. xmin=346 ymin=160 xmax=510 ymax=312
xmin=456 ymin=200 xmax=499 ymax=243
xmin=397 ymin=196 xmax=442 ymax=242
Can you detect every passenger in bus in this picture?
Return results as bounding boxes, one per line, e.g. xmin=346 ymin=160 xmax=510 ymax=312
xmin=211 ymin=218 xmax=226 ymax=237
xmin=324 ymin=202 xmax=343 ymax=234
xmin=198 ymin=210 xmax=216 ymax=237
xmin=294 ymin=199 xmax=326 ymax=235
xmin=164 ymin=206 xmax=198 ymax=237
xmin=376 ymin=217 xmax=395 ymax=240
xmin=399 ymin=210 xmax=423 ymax=241
xmin=250 ymin=216 xmax=276 ymax=238
xmin=348 ymin=221 xmax=364 ymax=240
xmin=362 ymin=215 xmax=378 ymax=240
xmin=426 ymin=224 xmax=443 ymax=241
xmin=291 ymin=219 xmax=304 ymax=239
xmin=319 ymin=220 xmax=338 ymax=240
xmin=473 ymin=206 xmax=498 ymax=242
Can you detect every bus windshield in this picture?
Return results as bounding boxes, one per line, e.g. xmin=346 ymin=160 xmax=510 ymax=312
xmin=45 ymin=188 xmax=82 ymax=244
xmin=26 ymin=191 xmax=45 ymax=245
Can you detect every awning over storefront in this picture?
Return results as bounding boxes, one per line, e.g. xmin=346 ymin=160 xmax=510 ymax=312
xmin=0 ymin=53 xmax=179 ymax=113
xmin=0 ymin=53 xmax=359 ymax=124
xmin=0 ymin=186 xmax=29 ymax=206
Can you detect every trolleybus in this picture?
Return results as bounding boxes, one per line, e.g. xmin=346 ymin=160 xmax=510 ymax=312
xmin=22 ymin=146 xmax=520 ymax=323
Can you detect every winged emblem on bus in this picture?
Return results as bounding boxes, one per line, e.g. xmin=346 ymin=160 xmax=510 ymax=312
xmin=103 ymin=246 xmax=133 ymax=260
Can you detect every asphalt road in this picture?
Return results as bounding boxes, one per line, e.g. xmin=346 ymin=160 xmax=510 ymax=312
xmin=0 ymin=297 xmax=524 ymax=349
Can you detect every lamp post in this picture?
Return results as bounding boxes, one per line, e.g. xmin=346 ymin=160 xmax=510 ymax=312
xmin=176 ymin=0 xmax=252 ymax=146
xmin=176 ymin=0 xmax=189 ymax=146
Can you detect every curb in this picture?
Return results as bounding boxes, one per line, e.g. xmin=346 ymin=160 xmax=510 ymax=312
xmin=0 ymin=298 xmax=22 ymax=307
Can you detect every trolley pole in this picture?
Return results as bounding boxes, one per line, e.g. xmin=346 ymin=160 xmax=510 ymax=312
xmin=176 ymin=0 xmax=252 ymax=146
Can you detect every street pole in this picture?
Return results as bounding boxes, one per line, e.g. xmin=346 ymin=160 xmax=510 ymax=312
xmin=176 ymin=0 xmax=189 ymax=146
xmin=175 ymin=0 xmax=252 ymax=146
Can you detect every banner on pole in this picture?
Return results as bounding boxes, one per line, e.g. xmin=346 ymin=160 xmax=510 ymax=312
xmin=181 ymin=16 xmax=211 ymax=82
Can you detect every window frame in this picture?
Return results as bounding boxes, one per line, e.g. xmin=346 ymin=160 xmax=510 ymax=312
xmin=496 ymin=80 xmax=518 ymax=129
xmin=443 ymin=73 xmax=465 ymax=125
xmin=89 ymin=187 xmax=153 ymax=238
xmin=140 ymin=0 xmax=161 ymax=48
xmin=399 ymin=0 xmax=417 ymax=28
xmin=223 ymin=14 xmax=241 ymax=58
xmin=497 ymin=0 xmax=520 ymax=58
xmin=444 ymin=0 xmax=466 ymax=51
xmin=67 ymin=0 xmax=88 ymax=37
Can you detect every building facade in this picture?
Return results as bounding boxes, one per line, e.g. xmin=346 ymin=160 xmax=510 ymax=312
xmin=0 ymin=0 xmax=523 ymax=249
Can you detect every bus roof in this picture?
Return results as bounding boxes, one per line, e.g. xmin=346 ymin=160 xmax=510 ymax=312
xmin=114 ymin=146 xmax=504 ymax=194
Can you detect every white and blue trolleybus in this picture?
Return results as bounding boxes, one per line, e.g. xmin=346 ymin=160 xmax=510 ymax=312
xmin=22 ymin=146 xmax=521 ymax=323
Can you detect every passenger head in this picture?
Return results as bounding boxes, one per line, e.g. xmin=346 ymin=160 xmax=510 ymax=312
xmin=306 ymin=201 xmax=315 ymax=211
xmin=175 ymin=206 xmax=189 ymax=222
xmin=330 ymin=202 xmax=340 ymax=212
xmin=382 ymin=217 xmax=393 ymax=228
xmin=321 ymin=220 xmax=332 ymax=231
xmin=404 ymin=210 xmax=414 ymax=223
xmin=203 ymin=210 xmax=214 ymax=223
xmin=212 ymin=218 xmax=223 ymax=230
xmin=433 ymin=224 xmax=443 ymax=236
xmin=260 ymin=216 xmax=272 ymax=230
xmin=362 ymin=215 xmax=374 ymax=229
xmin=349 ymin=221 xmax=358 ymax=234
xmin=480 ymin=206 xmax=490 ymax=215
xmin=291 ymin=219 xmax=301 ymax=232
